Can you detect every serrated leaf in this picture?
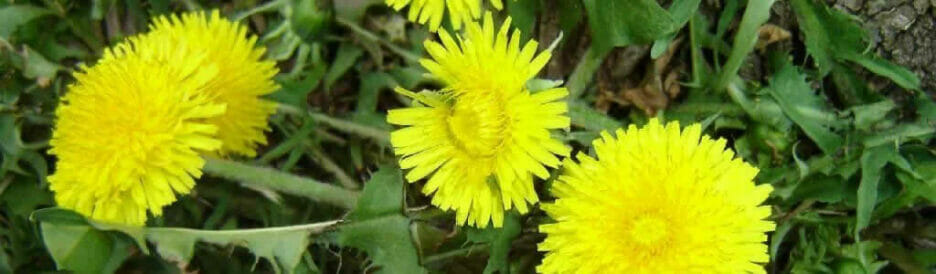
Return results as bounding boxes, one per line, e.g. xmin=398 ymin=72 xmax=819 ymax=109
xmin=766 ymin=62 xmax=843 ymax=154
xmin=582 ymin=0 xmax=675 ymax=52
xmin=789 ymin=0 xmax=863 ymax=76
xmin=337 ymin=166 xmax=425 ymax=273
xmin=791 ymin=0 xmax=921 ymax=89
xmin=855 ymin=145 xmax=906 ymax=238
xmin=33 ymin=208 xmax=338 ymax=274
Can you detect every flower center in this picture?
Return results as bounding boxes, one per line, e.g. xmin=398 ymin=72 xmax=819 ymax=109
xmin=445 ymin=92 xmax=510 ymax=157
xmin=629 ymin=216 xmax=668 ymax=246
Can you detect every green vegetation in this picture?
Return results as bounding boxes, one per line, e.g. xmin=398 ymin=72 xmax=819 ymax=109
xmin=0 ymin=0 xmax=933 ymax=273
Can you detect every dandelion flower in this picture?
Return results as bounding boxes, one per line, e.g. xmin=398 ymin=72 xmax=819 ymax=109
xmin=386 ymin=0 xmax=504 ymax=32
xmin=387 ymin=13 xmax=569 ymax=228
xmin=538 ymin=119 xmax=775 ymax=273
xmin=115 ymin=10 xmax=279 ymax=157
xmin=49 ymin=38 xmax=225 ymax=226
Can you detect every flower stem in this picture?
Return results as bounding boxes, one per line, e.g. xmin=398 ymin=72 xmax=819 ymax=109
xmin=279 ymin=105 xmax=391 ymax=145
xmin=203 ymin=157 xmax=360 ymax=209
xmin=423 ymin=243 xmax=490 ymax=264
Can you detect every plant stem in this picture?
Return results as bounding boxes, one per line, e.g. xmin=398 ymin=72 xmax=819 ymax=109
xmin=279 ymin=105 xmax=391 ymax=145
xmin=308 ymin=146 xmax=360 ymax=189
xmin=203 ymin=157 xmax=360 ymax=209
xmin=311 ymin=113 xmax=391 ymax=145
xmin=334 ymin=16 xmax=422 ymax=63
xmin=423 ymin=243 xmax=490 ymax=264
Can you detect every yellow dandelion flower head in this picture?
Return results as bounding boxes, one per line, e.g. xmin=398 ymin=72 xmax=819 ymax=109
xmin=387 ymin=13 xmax=570 ymax=228
xmin=127 ymin=10 xmax=279 ymax=157
xmin=538 ymin=119 xmax=776 ymax=273
xmin=49 ymin=37 xmax=225 ymax=226
xmin=386 ymin=0 xmax=504 ymax=32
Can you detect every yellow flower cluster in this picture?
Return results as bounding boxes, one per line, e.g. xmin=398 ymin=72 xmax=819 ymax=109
xmin=382 ymin=5 xmax=775 ymax=272
xmin=49 ymin=10 xmax=277 ymax=226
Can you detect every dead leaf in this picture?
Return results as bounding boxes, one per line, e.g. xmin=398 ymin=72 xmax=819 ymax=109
xmin=756 ymin=24 xmax=791 ymax=50
xmin=609 ymin=38 xmax=684 ymax=115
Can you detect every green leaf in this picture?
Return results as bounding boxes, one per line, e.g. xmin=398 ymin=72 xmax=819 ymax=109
xmin=465 ymin=213 xmax=521 ymax=274
xmin=842 ymin=54 xmax=921 ymax=91
xmin=290 ymin=0 xmax=330 ymax=44
xmin=568 ymin=100 xmax=621 ymax=132
xmin=790 ymin=175 xmax=846 ymax=203
xmin=0 ymin=5 xmax=54 ymax=39
xmin=347 ymin=167 xmax=404 ymax=220
xmin=34 ymin=208 xmax=338 ymax=274
xmin=766 ymin=62 xmax=843 ymax=154
xmin=850 ymin=100 xmax=895 ymax=131
xmin=790 ymin=0 xmax=921 ymax=89
xmin=323 ymin=43 xmax=363 ymax=91
xmin=713 ymin=0 xmax=776 ymax=91
xmin=582 ymin=0 xmax=675 ymax=52
xmin=352 ymin=72 xmax=397 ymax=128
xmin=649 ymin=0 xmax=702 ymax=57
xmin=18 ymin=46 xmax=63 ymax=81
xmin=855 ymin=145 xmax=905 ymax=238
xmin=789 ymin=0 xmax=863 ymax=76
xmin=506 ymin=0 xmax=540 ymax=41
xmin=34 ymin=210 xmax=135 ymax=274
xmin=333 ymin=0 xmax=382 ymax=22
xmin=0 ymin=178 xmax=52 ymax=216
xmin=272 ymin=67 xmax=325 ymax=108
xmin=337 ymin=166 xmax=425 ymax=273
xmin=861 ymin=122 xmax=935 ymax=147
xmin=840 ymin=241 xmax=889 ymax=273
xmin=769 ymin=221 xmax=793 ymax=261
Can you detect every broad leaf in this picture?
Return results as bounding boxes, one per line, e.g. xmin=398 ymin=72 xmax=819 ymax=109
xmin=33 ymin=208 xmax=338 ymax=273
xmin=766 ymin=62 xmax=843 ymax=154
xmin=582 ymin=0 xmax=675 ymax=52
xmin=337 ymin=166 xmax=426 ymax=273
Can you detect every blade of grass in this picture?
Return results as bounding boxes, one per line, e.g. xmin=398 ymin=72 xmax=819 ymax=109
xmin=714 ymin=0 xmax=776 ymax=91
